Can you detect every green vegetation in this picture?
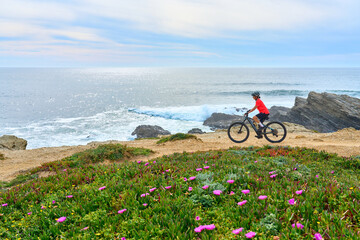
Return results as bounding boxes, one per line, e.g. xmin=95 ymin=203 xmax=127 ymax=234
xmin=0 ymin=153 xmax=4 ymax=160
xmin=0 ymin=146 xmax=359 ymax=239
xmin=156 ymin=133 xmax=198 ymax=144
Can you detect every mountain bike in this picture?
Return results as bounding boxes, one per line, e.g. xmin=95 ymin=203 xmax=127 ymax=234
xmin=227 ymin=113 xmax=287 ymax=143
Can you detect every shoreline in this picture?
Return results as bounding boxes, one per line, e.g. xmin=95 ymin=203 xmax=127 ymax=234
xmin=1 ymin=124 xmax=360 ymax=182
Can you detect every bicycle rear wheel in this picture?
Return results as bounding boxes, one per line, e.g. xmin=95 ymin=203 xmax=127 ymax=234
xmin=227 ymin=122 xmax=249 ymax=143
xmin=263 ymin=121 xmax=287 ymax=143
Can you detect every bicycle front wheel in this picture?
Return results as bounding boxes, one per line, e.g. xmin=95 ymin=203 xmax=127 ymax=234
xmin=227 ymin=122 xmax=249 ymax=143
xmin=263 ymin=121 xmax=287 ymax=143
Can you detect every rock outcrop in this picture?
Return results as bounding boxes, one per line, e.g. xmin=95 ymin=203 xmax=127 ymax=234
xmin=268 ymin=106 xmax=291 ymax=122
xmin=203 ymin=113 xmax=243 ymax=130
xmin=188 ymin=128 xmax=205 ymax=134
xmin=0 ymin=135 xmax=27 ymax=150
xmin=132 ymin=125 xmax=171 ymax=139
xmin=285 ymin=92 xmax=360 ymax=132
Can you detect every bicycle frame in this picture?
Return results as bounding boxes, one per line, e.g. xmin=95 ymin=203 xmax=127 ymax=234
xmin=242 ymin=114 xmax=258 ymax=132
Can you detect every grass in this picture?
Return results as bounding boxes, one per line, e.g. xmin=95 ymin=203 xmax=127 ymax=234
xmin=0 ymin=144 xmax=153 ymax=191
xmin=0 ymin=146 xmax=359 ymax=239
xmin=156 ymin=133 xmax=198 ymax=144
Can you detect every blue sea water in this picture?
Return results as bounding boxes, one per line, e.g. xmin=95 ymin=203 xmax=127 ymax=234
xmin=1 ymin=67 xmax=360 ymax=149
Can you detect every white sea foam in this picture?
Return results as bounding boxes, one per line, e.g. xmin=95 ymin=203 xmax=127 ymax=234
xmin=6 ymin=106 xmax=217 ymax=149
xmin=128 ymin=104 xmax=247 ymax=122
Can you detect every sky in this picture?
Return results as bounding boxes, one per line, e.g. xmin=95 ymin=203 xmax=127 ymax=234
xmin=1 ymin=0 xmax=360 ymax=67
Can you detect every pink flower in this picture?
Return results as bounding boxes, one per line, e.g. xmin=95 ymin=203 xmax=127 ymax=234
xmin=184 ymin=177 xmax=187 ymax=181
xmin=331 ymin=171 xmax=334 ymax=174
xmin=245 ymin=231 xmax=256 ymax=238
xmin=121 ymin=238 xmax=126 ymax=240
xmin=194 ymin=224 xmax=215 ymax=232
xmin=196 ymin=168 xmax=203 ymax=171
xmin=137 ymin=160 xmax=141 ymax=164
xmin=189 ymin=176 xmax=196 ymax=181
xmin=296 ymin=190 xmax=303 ymax=195
xmin=227 ymin=180 xmax=234 ymax=184
xmin=258 ymin=195 xmax=267 ymax=200
xmin=316 ymin=175 xmax=319 ymax=178
xmin=28 ymin=212 xmax=32 ymax=215
xmin=143 ymin=203 xmax=148 ymax=207
xmin=269 ymin=171 xmax=276 ymax=174
xmin=238 ymin=200 xmax=247 ymax=206
xmin=2 ymin=203 xmax=8 ymax=207
xmin=205 ymin=161 xmax=208 ymax=163
xmin=81 ymin=227 xmax=89 ymax=231
xmin=66 ymin=195 xmax=73 ymax=198
xmin=230 ymin=191 xmax=235 ymax=195
xmin=212 ymin=164 xmax=215 ymax=167
xmin=145 ymin=163 xmax=149 ymax=166
xmin=195 ymin=216 xmax=200 ymax=221
xmin=99 ymin=186 xmax=106 ymax=191
xmin=194 ymin=226 xmax=204 ymax=232
xmin=188 ymin=187 xmax=193 ymax=191
xmin=146 ymin=193 xmax=150 ymax=196
xmin=241 ymin=189 xmax=250 ymax=194
xmin=118 ymin=209 xmax=127 ymax=214
xmin=41 ymin=206 xmax=46 ymax=209
xmin=63 ymin=169 xmax=67 ymax=171
xmin=202 ymin=185 xmax=209 ymax=189
xmin=153 ymin=161 xmax=156 ymax=164
xmin=57 ymin=217 xmax=66 ymax=223
xmin=292 ymin=223 xmax=304 ymax=229
xmin=294 ymin=168 xmax=297 ymax=170
xmin=141 ymin=194 xmax=146 ymax=197
xmin=314 ymin=233 xmax=323 ymax=240
xmin=288 ymin=198 xmax=295 ymax=205
xmin=165 ymin=186 xmax=172 ymax=189
xmin=204 ymin=224 xmax=216 ymax=230
xmin=166 ymin=169 xmax=170 ymax=172
xmin=150 ymin=188 xmax=157 ymax=192
xmin=232 ymin=228 xmax=244 ymax=234
xmin=254 ymin=161 xmax=258 ymax=163
xmin=204 ymin=166 xmax=210 ymax=169
xmin=270 ymin=174 xmax=277 ymax=178
xmin=213 ymin=190 xmax=222 ymax=195
xmin=52 ymin=200 xmax=56 ymax=204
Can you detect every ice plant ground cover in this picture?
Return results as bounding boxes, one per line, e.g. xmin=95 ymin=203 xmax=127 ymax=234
xmin=0 ymin=145 xmax=359 ymax=239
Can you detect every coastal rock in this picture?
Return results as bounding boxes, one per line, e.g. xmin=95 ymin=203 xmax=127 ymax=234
xmin=286 ymin=92 xmax=360 ymax=132
xmin=268 ymin=106 xmax=291 ymax=122
xmin=0 ymin=135 xmax=27 ymax=150
xmin=188 ymin=128 xmax=205 ymax=134
xmin=131 ymin=125 xmax=171 ymax=139
xmin=203 ymin=113 xmax=243 ymax=130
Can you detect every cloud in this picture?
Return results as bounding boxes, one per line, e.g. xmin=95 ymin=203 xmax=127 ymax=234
xmin=0 ymin=0 xmax=76 ymax=21
xmin=1 ymin=0 xmax=359 ymax=66
xmin=81 ymin=0 xmax=359 ymax=37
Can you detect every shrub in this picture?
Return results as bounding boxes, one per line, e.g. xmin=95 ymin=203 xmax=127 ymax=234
xmin=156 ymin=133 xmax=197 ymax=144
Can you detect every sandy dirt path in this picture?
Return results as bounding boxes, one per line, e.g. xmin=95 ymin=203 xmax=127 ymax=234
xmin=1 ymin=127 xmax=360 ymax=182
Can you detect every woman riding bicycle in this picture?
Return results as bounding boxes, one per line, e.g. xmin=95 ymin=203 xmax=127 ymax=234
xmin=246 ymin=91 xmax=269 ymax=138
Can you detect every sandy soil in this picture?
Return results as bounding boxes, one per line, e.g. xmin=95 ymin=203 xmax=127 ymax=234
xmin=1 ymin=124 xmax=360 ymax=182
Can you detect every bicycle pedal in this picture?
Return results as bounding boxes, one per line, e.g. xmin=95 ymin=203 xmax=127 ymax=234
xmin=255 ymin=135 xmax=263 ymax=139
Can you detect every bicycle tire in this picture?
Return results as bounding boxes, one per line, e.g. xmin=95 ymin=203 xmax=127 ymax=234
xmin=227 ymin=122 xmax=250 ymax=143
xmin=263 ymin=121 xmax=287 ymax=143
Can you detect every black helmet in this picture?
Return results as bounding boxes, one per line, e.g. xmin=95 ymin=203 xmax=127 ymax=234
xmin=251 ymin=91 xmax=260 ymax=97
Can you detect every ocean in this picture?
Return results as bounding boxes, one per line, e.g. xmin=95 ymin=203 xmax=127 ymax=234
xmin=1 ymin=67 xmax=360 ymax=149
